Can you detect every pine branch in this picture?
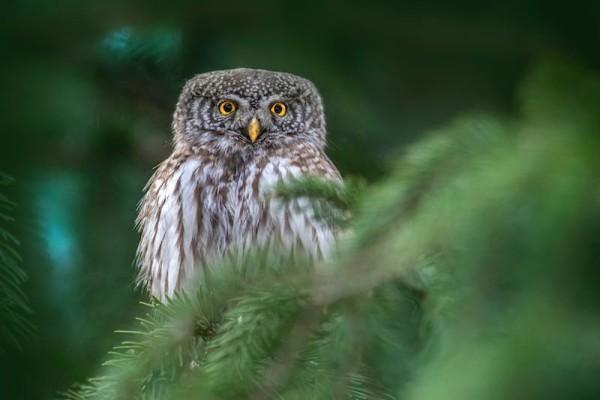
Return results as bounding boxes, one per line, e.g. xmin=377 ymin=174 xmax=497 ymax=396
xmin=0 ymin=172 xmax=33 ymax=352
xmin=273 ymin=177 xmax=363 ymax=228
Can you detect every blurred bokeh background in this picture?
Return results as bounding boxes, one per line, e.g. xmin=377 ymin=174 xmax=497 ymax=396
xmin=0 ymin=1 xmax=598 ymax=398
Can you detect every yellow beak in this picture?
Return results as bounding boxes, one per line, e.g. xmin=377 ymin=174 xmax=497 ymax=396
xmin=247 ymin=117 xmax=261 ymax=143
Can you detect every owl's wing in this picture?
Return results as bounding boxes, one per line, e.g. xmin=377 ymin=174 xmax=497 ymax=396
xmin=135 ymin=152 xmax=200 ymax=301
xmin=259 ymin=144 xmax=343 ymax=262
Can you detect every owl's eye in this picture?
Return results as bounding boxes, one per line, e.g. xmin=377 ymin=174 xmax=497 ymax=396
xmin=270 ymin=102 xmax=287 ymax=117
xmin=218 ymin=100 xmax=237 ymax=116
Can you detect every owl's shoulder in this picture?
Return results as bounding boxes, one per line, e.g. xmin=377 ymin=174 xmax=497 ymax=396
xmin=147 ymin=145 xmax=220 ymax=185
xmin=274 ymin=143 xmax=341 ymax=181
xmin=252 ymin=143 xmax=340 ymax=194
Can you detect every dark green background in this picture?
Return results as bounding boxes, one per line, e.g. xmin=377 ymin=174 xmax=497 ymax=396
xmin=0 ymin=1 xmax=598 ymax=398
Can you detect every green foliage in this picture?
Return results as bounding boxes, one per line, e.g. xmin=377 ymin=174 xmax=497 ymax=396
xmin=0 ymin=173 xmax=32 ymax=351
xmin=65 ymin=61 xmax=600 ymax=399
xmin=274 ymin=177 xmax=364 ymax=228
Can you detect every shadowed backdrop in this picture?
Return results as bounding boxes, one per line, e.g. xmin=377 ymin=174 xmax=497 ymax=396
xmin=0 ymin=1 xmax=598 ymax=398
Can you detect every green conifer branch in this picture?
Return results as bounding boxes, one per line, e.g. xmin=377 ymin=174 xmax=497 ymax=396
xmin=0 ymin=173 xmax=33 ymax=352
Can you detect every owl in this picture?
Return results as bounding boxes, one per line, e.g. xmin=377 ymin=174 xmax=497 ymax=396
xmin=136 ymin=68 xmax=342 ymax=301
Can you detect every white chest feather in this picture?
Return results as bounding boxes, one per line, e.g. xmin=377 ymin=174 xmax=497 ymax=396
xmin=137 ymin=154 xmax=338 ymax=300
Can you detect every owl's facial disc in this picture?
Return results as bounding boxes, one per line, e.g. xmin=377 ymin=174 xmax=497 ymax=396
xmin=176 ymin=69 xmax=328 ymax=150
xmin=213 ymin=96 xmax=289 ymax=144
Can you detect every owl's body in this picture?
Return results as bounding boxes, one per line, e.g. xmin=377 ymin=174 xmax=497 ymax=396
xmin=136 ymin=68 xmax=341 ymax=300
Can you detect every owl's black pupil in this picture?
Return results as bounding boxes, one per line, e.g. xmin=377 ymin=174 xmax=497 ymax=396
xmin=223 ymin=103 xmax=232 ymax=112
xmin=274 ymin=104 xmax=282 ymax=114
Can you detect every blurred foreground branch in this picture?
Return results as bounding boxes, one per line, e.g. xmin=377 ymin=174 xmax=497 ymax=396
xmin=65 ymin=61 xmax=600 ymax=400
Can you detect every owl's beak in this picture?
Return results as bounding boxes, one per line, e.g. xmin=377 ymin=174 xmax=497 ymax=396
xmin=246 ymin=117 xmax=262 ymax=143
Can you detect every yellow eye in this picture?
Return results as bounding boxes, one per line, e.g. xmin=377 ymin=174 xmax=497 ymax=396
xmin=218 ymin=100 xmax=237 ymax=116
xmin=270 ymin=102 xmax=287 ymax=117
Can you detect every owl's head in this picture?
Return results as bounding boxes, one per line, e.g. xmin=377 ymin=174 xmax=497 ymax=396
xmin=172 ymin=68 xmax=327 ymax=152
